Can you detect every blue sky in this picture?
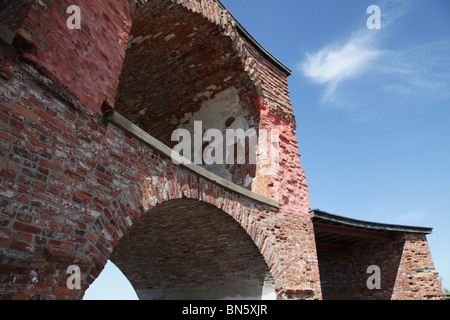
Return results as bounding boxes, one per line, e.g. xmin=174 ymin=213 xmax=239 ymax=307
xmin=84 ymin=0 xmax=450 ymax=299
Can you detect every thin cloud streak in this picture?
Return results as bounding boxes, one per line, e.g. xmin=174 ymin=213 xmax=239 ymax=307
xmin=298 ymin=0 xmax=450 ymax=119
xmin=300 ymin=30 xmax=384 ymax=100
xmin=377 ymin=40 xmax=450 ymax=100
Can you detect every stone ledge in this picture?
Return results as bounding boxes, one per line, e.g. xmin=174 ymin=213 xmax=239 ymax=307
xmin=108 ymin=111 xmax=279 ymax=209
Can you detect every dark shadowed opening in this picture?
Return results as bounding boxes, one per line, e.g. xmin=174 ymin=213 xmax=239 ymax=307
xmin=110 ymin=198 xmax=275 ymax=300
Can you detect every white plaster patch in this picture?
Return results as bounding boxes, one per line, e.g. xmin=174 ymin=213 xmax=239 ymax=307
xmin=179 ymin=112 xmax=193 ymax=125
xmin=181 ymin=87 xmax=249 ymax=134
xmin=177 ymin=87 xmax=251 ymax=181
xmin=37 ymin=0 xmax=47 ymax=9
xmin=83 ymin=209 xmax=101 ymax=219
xmin=102 ymin=230 xmax=113 ymax=242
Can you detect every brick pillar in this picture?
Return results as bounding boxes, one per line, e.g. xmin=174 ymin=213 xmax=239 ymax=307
xmin=0 ymin=0 xmax=136 ymax=300
xmin=253 ymin=95 xmax=322 ymax=300
xmin=247 ymin=59 xmax=322 ymax=298
xmin=392 ymin=233 xmax=444 ymax=300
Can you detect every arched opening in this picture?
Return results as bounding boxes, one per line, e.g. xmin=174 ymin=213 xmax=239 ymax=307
xmin=114 ymin=0 xmax=260 ymax=189
xmin=83 ymin=260 xmax=138 ymax=300
xmin=109 ymin=198 xmax=275 ymax=300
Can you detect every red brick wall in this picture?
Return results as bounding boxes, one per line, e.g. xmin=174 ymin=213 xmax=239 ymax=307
xmin=1 ymin=0 xmax=134 ymax=114
xmin=0 ymin=0 xmax=323 ymax=300
xmin=0 ymin=55 xmax=321 ymax=299
xmin=0 ymin=0 xmax=442 ymax=301
xmin=0 ymin=57 xmax=279 ymax=299
xmin=117 ymin=0 xmax=321 ymax=297
xmin=318 ymin=237 xmax=403 ymax=300
xmin=392 ymin=233 xmax=443 ymax=300
xmin=113 ymin=1 xmax=322 ymax=299
xmin=317 ymin=233 xmax=443 ymax=300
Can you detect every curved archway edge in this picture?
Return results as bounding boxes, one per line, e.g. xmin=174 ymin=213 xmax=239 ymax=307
xmin=100 ymin=165 xmax=284 ymax=298
xmin=109 ymin=197 xmax=278 ymax=300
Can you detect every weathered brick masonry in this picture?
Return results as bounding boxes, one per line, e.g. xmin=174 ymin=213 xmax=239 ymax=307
xmin=311 ymin=209 xmax=444 ymax=300
xmin=0 ymin=58 xmax=288 ymax=299
xmin=0 ymin=0 xmax=443 ymax=300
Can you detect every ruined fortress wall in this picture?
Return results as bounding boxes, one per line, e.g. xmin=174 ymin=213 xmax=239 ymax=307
xmin=0 ymin=0 xmax=321 ymax=300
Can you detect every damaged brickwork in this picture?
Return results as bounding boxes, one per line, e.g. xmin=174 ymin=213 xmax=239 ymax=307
xmin=0 ymin=0 xmax=443 ymax=300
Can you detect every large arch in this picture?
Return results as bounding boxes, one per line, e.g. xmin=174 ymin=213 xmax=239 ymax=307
xmin=111 ymin=198 xmax=276 ymax=300
xmin=90 ymin=0 xmax=301 ymax=299
xmin=70 ymin=156 xmax=283 ymax=300
xmin=114 ymin=0 xmax=262 ymax=189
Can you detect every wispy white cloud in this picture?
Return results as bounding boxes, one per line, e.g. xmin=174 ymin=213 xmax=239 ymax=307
xmin=298 ymin=0 xmax=450 ymax=119
xmin=300 ymin=30 xmax=383 ymax=100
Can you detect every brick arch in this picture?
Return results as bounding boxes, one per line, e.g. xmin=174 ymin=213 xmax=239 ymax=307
xmin=115 ymin=0 xmax=264 ymax=189
xmin=114 ymin=0 xmax=307 ymax=204
xmin=85 ymin=170 xmax=284 ymax=300
xmin=109 ymin=197 xmax=276 ymax=300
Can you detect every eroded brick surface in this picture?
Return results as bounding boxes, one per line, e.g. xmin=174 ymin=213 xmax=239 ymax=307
xmin=0 ymin=0 xmax=442 ymax=300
